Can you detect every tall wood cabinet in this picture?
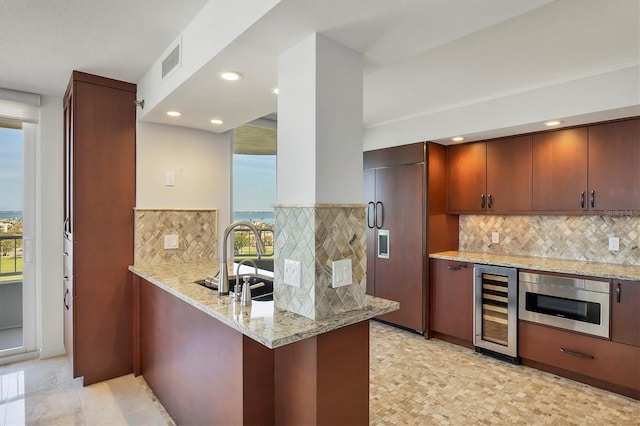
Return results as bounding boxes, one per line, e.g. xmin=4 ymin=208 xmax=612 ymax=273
xmin=63 ymin=71 xmax=136 ymax=385
xmin=363 ymin=142 xmax=458 ymax=333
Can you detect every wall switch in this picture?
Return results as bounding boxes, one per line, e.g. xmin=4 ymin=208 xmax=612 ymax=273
xmin=164 ymin=234 xmax=179 ymax=249
xmin=491 ymin=232 xmax=500 ymax=244
xmin=331 ymin=259 xmax=353 ymax=288
xmin=284 ymin=258 xmax=301 ymax=287
xmin=166 ymin=171 xmax=175 ymax=186
xmin=608 ymin=237 xmax=620 ymax=252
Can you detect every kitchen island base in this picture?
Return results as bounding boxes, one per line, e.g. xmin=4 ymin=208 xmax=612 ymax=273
xmin=133 ymin=275 xmax=370 ymax=425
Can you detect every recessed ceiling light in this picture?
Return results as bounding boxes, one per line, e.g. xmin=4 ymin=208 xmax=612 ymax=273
xmin=166 ymin=111 xmax=181 ymax=117
xmin=272 ymin=87 xmax=279 ymax=95
xmin=545 ymin=120 xmax=562 ymax=127
xmin=219 ymin=71 xmax=242 ymax=81
xmin=210 ymin=119 xmax=224 ymax=125
xmin=452 ymin=136 xmax=464 ymax=142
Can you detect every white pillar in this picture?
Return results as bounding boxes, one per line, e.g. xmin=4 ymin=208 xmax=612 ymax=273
xmin=274 ymin=33 xmax=366 ymax=320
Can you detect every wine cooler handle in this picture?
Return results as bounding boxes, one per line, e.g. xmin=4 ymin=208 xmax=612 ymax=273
xmin=560 ymin=348 xmax=594 ymax=359
xmin=616 ymin=283 xmax=621 ymax=303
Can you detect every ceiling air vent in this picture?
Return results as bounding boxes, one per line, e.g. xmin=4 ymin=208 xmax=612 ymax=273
xmin=161 ymin=41 xmax=181 ymax=79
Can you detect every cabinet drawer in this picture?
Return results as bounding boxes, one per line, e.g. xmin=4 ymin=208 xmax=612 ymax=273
xmin=519 ymin=321 xmax=640 ymax=392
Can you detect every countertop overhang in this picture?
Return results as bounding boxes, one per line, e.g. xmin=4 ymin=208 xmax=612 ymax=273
xmin=129 ymin=261 xmax=399 ymax=349
xmin=430 ymin=251 xmax=640 ymax=281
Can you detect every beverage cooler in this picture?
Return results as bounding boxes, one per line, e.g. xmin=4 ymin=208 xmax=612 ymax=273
xmin=473 ymin=265 xmax=518 ymax=362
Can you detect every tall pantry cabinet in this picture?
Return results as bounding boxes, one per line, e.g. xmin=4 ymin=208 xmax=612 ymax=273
xmin=63 ymin=71 xmax=136 ymax=385
xmin=363 ymin=142 xmax=458 ymax=333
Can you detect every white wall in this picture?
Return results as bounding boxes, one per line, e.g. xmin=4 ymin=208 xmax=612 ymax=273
xmin=136 ymin=122 xmax=232 ymax=228
xmin=37 ymin=95 xmax=64 ymax=358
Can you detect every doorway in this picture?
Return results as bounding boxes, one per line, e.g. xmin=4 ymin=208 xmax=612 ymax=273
xmin=0 ymin=120 xmax=36 ymax=361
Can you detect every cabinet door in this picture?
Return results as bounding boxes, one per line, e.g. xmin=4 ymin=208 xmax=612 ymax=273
xmin=532 ymin=128 xmax=588 ymax=212
xmin=374 ymin=164 xmax=425 ymax=331
xmin=447 ymin=142 xmax=487 ymax=212
xmin=611 ymin=280 xmax=640 ymax=347
xmin=62 ymin=236 xmax=75 ymax=373
xmin=430 ymin=259 xmax=474 ymax=343
xmin=588 ymin=119 xmax=640 ymax=212
xmin=363 ymin=169 xmax=376 ymax=296
xmin=486 ymin=135 xmax=532 ymax=212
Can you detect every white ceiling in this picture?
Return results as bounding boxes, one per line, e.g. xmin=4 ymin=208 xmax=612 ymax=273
xmin=2 ymin=0 xmax=639 ymax=146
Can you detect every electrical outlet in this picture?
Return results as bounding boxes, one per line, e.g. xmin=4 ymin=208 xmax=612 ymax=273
xmin=608 ymin=237 xmax=619 ymax=252
xmin=284 ymin=258 xmax=301 ymax=287
xmin=164 ymin=234 xmax=179 ymax=249
xmin=331 ymin=259 xmax=352 ymax=288
xmin=491 ymin=232 xmax=500 ymax=244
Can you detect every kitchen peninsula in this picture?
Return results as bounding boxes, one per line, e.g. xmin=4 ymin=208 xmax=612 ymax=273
xmin=129 ymin=261 xmax=398 ymax=426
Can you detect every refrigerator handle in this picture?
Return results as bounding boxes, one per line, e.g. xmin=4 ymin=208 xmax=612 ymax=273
xmin=367 ymin=202 xmax=375 ymax=229
xmin=375 ymin=201 xmax=384 ymax=229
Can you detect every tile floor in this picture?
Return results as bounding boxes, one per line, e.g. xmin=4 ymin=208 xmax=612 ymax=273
xmin=0 ymin=321 xmax=638 ymax=425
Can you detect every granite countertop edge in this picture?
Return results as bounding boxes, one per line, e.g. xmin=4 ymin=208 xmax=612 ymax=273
xmin=129 ymin=263 xmax=399 ymax=349
xmin=429 ymin=251 xmax=640 ymax=281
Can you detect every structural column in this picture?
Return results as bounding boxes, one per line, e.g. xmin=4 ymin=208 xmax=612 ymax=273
xmin=274 ymin=33 xmax=365 ymax=320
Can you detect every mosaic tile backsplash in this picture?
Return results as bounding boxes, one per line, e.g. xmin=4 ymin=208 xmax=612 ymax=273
xmin=459 ymin=215 xmax=640 ymax=265
xmin=134 ymin=209 xmax=217 ymax=265
xmin=273 ymin=205 xmax=367 ymax=320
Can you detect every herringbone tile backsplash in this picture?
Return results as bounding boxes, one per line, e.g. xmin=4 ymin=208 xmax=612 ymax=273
xmin=134 ymin=209 xmax=217 ymax=265
xmin=459 ymin=215 xmax=640 ymax=265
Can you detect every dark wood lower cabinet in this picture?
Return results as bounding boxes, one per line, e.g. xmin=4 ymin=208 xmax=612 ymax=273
xmin=429 ymin=259 xmax=474 ymax=347
xmin=133 ymin=275 xmax=370 ymax=425
xmin=519 ymin=320 xmax=640 ymax=399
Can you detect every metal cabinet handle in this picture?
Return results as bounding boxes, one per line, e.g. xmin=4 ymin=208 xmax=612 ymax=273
xmin=580 ymin=191 xmax=585 ymax=208
xmin=64 ymin=288 xmax=70 ymax=310
xmin=447 ymin=265 xmax=461 ymax=271
xmin=560 ymin=348 xmax=594 ymax=359
xmin=367 ymin=202 xmax=375 ymax=229
xmin=481 ymin=194 xmax=486 ymax=209
xmin=375 ymin=201 xmax=383 ymax=229
xmin=487 ymin=194 xmax=493 ymax=209
xmin=590 ymin=190 xmax=595 ymax=208
xmin=616 ymin=283 xmax=621 ymax=303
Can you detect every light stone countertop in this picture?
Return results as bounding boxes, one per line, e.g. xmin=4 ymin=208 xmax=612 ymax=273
xmin=430 ymin=251 xmax=640 ymax=281
xmin=129 ymin=261 xmax=399 ymax=349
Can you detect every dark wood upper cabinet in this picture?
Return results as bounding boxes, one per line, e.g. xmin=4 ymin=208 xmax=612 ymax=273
xmin=587 ymin=119 xmax=640 ymax=212
xmin=486 ymin=135 xmax=532 ymax=212
xmin=532 ymin=128 xmax=589 ymax=212
xmin=611 ymin=279 xmax=640 ymax=348
xmin=447 ymin=142 xmax=487 ymax=212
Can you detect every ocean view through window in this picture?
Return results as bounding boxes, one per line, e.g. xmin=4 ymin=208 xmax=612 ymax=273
xmin=232 ymin=122 xmax=276 ymax=259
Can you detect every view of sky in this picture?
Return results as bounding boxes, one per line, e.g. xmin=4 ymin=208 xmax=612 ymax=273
xmin=233 ymin=154 xmax=276 ymax=212
xmin=0 ymin=127 xmax=22 ymax=211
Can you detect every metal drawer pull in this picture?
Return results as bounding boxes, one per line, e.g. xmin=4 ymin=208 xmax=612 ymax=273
xmin=64 ymin=288 xmax=70 ymax=310
xmin=580 ymin=191 xmax=585 ymax=208
xmin=487 ymin=194 xmax=493 ymax=209
xmin=447 ymin=265 xmax=460 ymax=271
xmin=560 ymin=348 xmax=594 ymax=359
xmin=481 ymin=194 xmax=485 ymax=209
xmin=590 ymin=190 xmax=595 ymax=208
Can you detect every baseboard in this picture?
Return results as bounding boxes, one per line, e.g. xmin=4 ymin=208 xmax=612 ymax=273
xmin=0 ymin=350 xmax=38 ymax=366
xmin=39 ymin=344 xmax=66 ymax=359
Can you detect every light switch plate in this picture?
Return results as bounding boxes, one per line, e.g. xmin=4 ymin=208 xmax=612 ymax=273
xmin=164 ymin=234 xmax=179 ymax=249
xmin=491 ymin=232 xmax=500 ymax=244
xmin=166 ymin=171 xmax=175 ymax=186
xmin=332 ymin=259 xmax=352 ymax=288
xmin=284 ymin=258 xmax=301 ymax=287
xmin=608 ymin=237 xmax=619 ymax=251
